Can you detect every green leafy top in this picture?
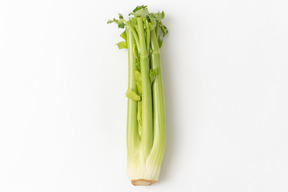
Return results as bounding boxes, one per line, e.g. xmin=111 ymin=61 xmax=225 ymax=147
xmin=132 ymin=5 xmax=147 ymax=13
xmin=107 ymin=13 xmax=125 ymax=28
xmin=130 ymin=5 xmax=149 ymax=17
xmin=107 ymin=5 xmax=168 ymax=50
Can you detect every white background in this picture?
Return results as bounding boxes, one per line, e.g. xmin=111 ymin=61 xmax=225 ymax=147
xmin=0 ymin=0 xmax=288 ymax=191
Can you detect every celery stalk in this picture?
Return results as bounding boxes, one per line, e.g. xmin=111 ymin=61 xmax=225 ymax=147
xmin=126 ymin=28 xmax=140 ymax=163
xmin=137 ymin=17 xmax=153 ymax=159
xmin=145 ymin=30 xmax=166 ymax=180
xmin=108 ymin=5 xmax=168 ymax=186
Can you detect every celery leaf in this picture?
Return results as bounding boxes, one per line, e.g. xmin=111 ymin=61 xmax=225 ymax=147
xmin=150 ymin=68 xmax=159 ymax=84
xmin=116 ymin=41 xmax=127 ymax=49
xmin=126 ymin=89 xmax=141 ymax=101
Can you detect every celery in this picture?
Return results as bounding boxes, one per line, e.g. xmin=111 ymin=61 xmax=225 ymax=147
xmin=108 ymin=5 xmax=168 ymax=186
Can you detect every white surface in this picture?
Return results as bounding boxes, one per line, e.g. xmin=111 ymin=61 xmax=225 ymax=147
xmin=0 ymin=0 xmax=288 ymax=191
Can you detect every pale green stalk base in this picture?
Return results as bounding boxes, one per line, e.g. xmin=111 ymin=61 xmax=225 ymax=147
xmin=127 ymin=144 xmax=162 ymax=182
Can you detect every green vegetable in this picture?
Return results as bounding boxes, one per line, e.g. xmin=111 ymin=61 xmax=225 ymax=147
xmin=108 ymin=5 xmax=168 ymax=186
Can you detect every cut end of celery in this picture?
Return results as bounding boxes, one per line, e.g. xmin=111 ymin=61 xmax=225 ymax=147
xmin=131 ymin=179 xmax=156 ymax=186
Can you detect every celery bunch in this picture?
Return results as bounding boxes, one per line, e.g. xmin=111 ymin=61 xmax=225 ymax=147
xmin=108 ymin=5 xmax=168 ymax=186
